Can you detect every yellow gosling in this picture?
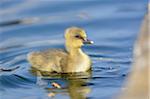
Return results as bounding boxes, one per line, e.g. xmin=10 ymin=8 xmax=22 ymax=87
xmin=27 ymin=27 xmax=93 ymax=73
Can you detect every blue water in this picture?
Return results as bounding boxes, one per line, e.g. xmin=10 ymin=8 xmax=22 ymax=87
xmin=0 ymin=0 xmax=148 ymax=99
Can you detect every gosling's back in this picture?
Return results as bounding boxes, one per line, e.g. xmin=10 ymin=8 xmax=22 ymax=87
xmin=28 ymin=49 xmax=68 ymax=73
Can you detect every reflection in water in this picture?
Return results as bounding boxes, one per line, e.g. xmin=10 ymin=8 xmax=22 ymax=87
xmin=30 ymin=68 xmax=92 ymax=99
xmin=68 ymin=78 xmax=91 ymax=99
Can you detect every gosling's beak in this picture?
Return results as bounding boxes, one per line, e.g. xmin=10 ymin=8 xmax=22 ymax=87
xmin=83 ymin=38 xmax=94 ymax=44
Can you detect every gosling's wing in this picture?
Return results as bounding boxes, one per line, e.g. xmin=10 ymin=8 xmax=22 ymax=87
xmin=27 ymin=49 xmax=68 ymax=72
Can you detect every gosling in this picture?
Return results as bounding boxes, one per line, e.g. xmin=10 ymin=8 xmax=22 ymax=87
xmin=27 ymin=27 xmax=93 ymax=73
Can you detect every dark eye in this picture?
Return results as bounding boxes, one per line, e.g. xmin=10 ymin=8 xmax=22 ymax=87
xmin=75 ymin=35 xmax=80 ymax=38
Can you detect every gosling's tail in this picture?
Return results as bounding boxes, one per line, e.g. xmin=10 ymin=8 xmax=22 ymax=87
xmin=27 ymin=52 xmax=34 ymax=65
xmin=27 ymin=52 xmax=45 ymax=67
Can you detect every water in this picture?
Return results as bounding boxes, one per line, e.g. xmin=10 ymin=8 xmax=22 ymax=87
xmin=0 ymin=0 xmax=148 ymax=99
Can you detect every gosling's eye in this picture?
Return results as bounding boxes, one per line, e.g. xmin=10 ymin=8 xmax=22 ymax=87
xmin=75 ymin=35 xmax=80 ymax=38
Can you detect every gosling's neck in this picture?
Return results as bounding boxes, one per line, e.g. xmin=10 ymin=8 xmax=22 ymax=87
xmin=70 ymin=48 xmax=84 ymax=56
xmin=66 ymin=45 xmax=85 ymax=56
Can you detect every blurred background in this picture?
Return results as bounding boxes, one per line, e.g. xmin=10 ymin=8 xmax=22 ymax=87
xmin=0 ymin=0 xmax=148 ymax=99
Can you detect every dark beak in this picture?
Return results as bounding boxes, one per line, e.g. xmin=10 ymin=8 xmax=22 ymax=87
xmin=83 ymin=39 xmax=94 ymax=44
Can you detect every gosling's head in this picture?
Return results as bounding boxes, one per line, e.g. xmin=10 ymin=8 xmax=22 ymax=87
xmin=65 ymin=27 xmax=93 ymax=49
